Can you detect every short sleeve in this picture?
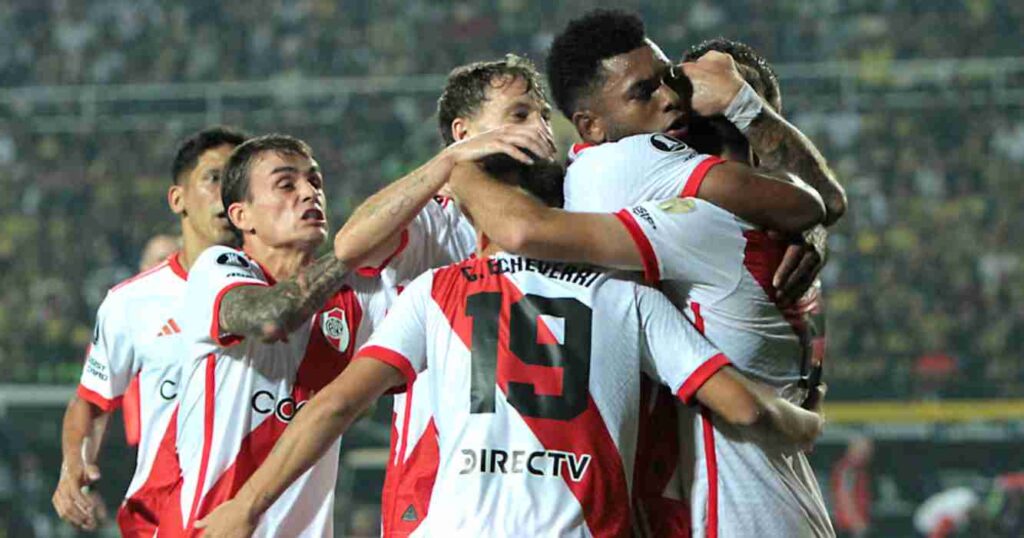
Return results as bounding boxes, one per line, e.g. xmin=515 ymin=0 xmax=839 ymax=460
xmin=77 ymin=294 xmax=135 ymax=411
xmin=353 ymin=271 xmax=434 ymax=385
xmin=183 ymin=246 xmax=269 ymax=348
xmin=613 ymin=198 xmax=748 ymax=291
xmin=564 ymin=134 xmax=725 ymax=212
xmin=634 ymin=284 xmax=730 ymax=405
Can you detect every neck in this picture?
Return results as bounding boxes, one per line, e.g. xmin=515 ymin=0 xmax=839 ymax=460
xmin=475 ymin=232 xmax=503 ymax=258
xmin=720 ymin=140 xmax=754 ymax=166
xmin=243 ymin=240 xmax=315 ymax=279
xmin=178 ymin=225 xmax=213 ymax=271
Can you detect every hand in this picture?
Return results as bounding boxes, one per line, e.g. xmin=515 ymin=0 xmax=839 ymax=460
xmin=195 ymin=498 xmax=259 ymax=538
xmin=678 ymin=51 xmax=747 ymax=117
xmin=52 ymin=460 xmax=102 ymax=531
xmin=772 ymin=225 xmax=827 ymax=308
xmin=443 ymin=123 xmax=557 ymax=167
xmin=802 ymin=384 xmax=827 ymax=451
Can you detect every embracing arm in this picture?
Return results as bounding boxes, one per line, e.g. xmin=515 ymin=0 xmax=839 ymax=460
xmin=696 ymin=367 xmax=823 ymax=447
xmin=218 ymin=253 xmax=351 ymax=342
xmin=448 ymin=162 xmax=642 ymax=269
xmin=744 ymin=107 xmax=847 ymax=225
xmin=696 ymin=161 xmax=825 ymax=233
xmin=334 ymin=124 xmax=556 ymax=265
xmin=195 ymin=358 xmax=404 ymax=536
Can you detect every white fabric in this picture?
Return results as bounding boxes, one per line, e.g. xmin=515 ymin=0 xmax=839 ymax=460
xmin=358 ymin=253 xmax=726 ymax=537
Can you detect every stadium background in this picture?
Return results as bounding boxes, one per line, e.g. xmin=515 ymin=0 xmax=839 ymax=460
xmin=0 ymin=0 xmax=1021 ymax=536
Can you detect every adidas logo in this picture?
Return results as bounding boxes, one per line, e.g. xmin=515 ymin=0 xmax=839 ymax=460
xmin=157 ymin=319 xmax=181 ymax=337
xmin=401 ymin=505 xmax=418 ymax=522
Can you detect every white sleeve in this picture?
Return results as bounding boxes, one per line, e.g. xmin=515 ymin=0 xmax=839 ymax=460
xmin=360 ymin=198 xmax=475 ymax=283
xmin=353 ymin=271 xmax=433 ymax=384
xmin=634 ymin=284 xmax=730 ymax=404
xmin=76 ymin=293 xmax=135 ymax=411
xmin=182 ymin=246 xmax=269 ymax=348
xmin=564 ymin=134 xmax=725 ymax=211
xmin=613 ymin=198 xmax=749 ymax=295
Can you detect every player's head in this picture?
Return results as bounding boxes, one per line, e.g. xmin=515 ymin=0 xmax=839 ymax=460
xmin=681 ymin=38 xmax=781 ymax=158
xmin=547 ymin=9 xmax=685 ymax=144
xmin=169 ymin=126 xmax=249 ymax=247
xmin=139 ymin=234 xmax=181 ymax=271
xmin=437 ymin=54 xmax=552 ymax=146
xmin=221 ymin=134 xmax=327 ymax=252
xmin=479 ymin=154 xmax=565 ymax=209
xmin=684 ymin=38 xmax=781 ymax=113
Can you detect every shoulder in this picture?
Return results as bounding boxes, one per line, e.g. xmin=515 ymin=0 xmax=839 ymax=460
xmin=193 ymin=245 xmax=253 ymax=270
xmin=106 ymin=259 xmax=185 ymax=305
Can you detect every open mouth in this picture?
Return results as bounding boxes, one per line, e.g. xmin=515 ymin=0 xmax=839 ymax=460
xmin=301 ymin=207 xmax=326 ymax=223
xmin=664 ymin=115 xmax=689 ymax=139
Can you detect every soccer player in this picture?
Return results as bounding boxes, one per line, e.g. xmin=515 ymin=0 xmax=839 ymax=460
xmin=51 ymin=127 xmax=248 ymax=536
xmin=446 ymin=10 xmax=845 ymax=536
xmin=332 ymin=54 xmax=556 ymax=536
xmin=165 ymin=125 xmax=551 ymax=537
xmin=164 ymin=134 xmax=384 ymax=537
xmin=194 ymin=156 xmax=824 ymax=538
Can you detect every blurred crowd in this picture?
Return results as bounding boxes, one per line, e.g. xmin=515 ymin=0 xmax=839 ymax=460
xmin=0 ymin=0 xmax=1022 ymax=401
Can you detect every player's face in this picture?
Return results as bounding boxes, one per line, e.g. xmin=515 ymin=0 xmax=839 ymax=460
xmin=238 ymin=151 xmax=327 ymax=252
xmin=178 ymin=144 xmax=236 ymax=246
xmin=588 ymin=40 xmax=688 ymax=143
xmin=462 ymin=75 xmax=553 ymax=139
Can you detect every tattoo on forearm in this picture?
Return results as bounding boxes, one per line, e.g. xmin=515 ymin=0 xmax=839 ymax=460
xmin=220 ymin=253 xmax=350 ymax=339
xmin=747 ymin=108 xmax=846 ymax=223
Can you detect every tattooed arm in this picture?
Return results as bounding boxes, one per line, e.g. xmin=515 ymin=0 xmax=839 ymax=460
xmin=333 ymin=123 xmax=555 ymax=265
xmin=744 ymin=108 xmax=846 ymax=225
xmin=219 ymin=253 xmax=351 ymax=342
xmin=681 ymin=51 xmax=847 ymax=225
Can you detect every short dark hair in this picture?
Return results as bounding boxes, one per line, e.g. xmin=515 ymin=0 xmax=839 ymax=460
xmin=479 ymin=154 xmax=564 ymax=209
xmin=221 ymin=134 xmax=315 ymax=241
xmin=684 ymin=38 xmax=781 ymax=113
xmin=546 ymin=9 xmax=646 ymax=117
xmin=171 ymin=126 xmax=249 ymax=184
xmin=436 ymin=54 xmax=547 ymax=146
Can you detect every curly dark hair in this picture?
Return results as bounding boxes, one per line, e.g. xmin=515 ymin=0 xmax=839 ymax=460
xmin=684 ymin=38 xmax=781 ymax=113
xmin=436 ymin=54 xmax=547 ymax=146
xmin=171 ymin=125 xmax=249 ymax=184
xmin=546 ymin=9 xmax=646 ymax=117
xmin=479 ymin=154 xmax=564 ymax=209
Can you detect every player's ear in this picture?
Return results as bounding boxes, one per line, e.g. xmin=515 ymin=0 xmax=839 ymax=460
xmin=451 ymin=117 xmax=470 ymax=142
xmin=168 ymin=184 xmax=185 ymax=216
xmin=227 ymin=201 xmax=250 ymax=235
xmin=572 ymin=110 xmax=605 ymax=144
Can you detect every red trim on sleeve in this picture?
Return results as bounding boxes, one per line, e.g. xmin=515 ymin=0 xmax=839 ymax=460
xmin=680 ymin=156 xmax=726 ymax=198
xmin=676 ymin=353 xmax=731 ymax=405
xmin=358 ymin=229 xmax=411 ymax=277
xmin=76 ymin=385 xmax=123 ymax=411
xmin=356 ymin=345 xmax=418 ymax=385
xmin=168 ymin=252 xmax=189 ymax=280
xmin=613 ymin=209 xmax=661 ymax=284
xmin=210 ymin=281 xmax=269 ymax=347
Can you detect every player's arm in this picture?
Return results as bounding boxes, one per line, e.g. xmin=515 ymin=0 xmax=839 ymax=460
xmin=694 ymin=368 xmax=824 ymax=448
xmin=333 ymin=124 xmax=555 ymax=267
xmin=53 ymin=396 xmax=108 ymax=531
xmin=448 ymin=162 xmax=644 ymax=268
xmin=638 ymin=286 xmax=823 ymax=447
xmin=694 ymin=160 xmax=826 ymax=233
xmin=681 ymin=51 xmax=846 ymax=225
xmin=194 ymin=358 xmax=403 ymax=537
xmin=218 ymin=251 xmax=354 ymax=342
